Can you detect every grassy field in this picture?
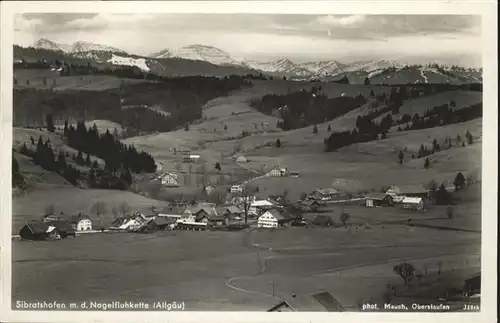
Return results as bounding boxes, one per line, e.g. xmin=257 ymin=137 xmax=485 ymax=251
xmin=14 ymin=69 xmax=153 ymax=91
xmin=12 ymin=225 xmax=480 ymax=310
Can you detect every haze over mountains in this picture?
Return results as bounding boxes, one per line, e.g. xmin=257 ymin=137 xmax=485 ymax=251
xmin=19 ymin=38 xmax=482 ymax=84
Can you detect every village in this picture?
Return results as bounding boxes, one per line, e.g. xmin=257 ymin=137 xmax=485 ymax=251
xmin=18 ymin=164 xmax=444 ymax=241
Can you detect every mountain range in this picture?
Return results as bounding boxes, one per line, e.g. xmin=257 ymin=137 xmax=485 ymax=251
xmin=17 ymin=38 xmax=482 ymax=84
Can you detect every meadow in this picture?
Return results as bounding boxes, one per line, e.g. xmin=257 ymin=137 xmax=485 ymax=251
xmin=12 ymin=224 xmax=480 ymax=311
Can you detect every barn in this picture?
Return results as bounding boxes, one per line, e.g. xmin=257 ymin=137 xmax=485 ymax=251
xmin=19 ymin=221 xmax=51 ymax=241
xmin=365 ymin=192 xmax=394 ymax=207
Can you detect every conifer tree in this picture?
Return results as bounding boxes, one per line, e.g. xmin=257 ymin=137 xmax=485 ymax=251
xmin=424 ymin=158 xmax=430 ymax=169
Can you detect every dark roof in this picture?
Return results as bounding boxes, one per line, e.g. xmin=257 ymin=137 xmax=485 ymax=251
xmin=161 ymin=205 xmax=186 ymax=215
xmin=391 ymin=184 xmax=428 ymax=194
xmin=264 ymin=208 xmax=294 ymax=221
xmin=23 ymin=221 xmax=50 ymax=234
xmin=47 ymin=220 xmax=75 ymax=233
xmin=149 ymin=217 xmax=173 ymax=226
xmin=365 ymin=192 xmax=391 ymax=200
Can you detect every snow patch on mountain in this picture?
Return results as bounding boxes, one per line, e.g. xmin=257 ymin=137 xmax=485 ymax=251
xmin=243 ymin=58 xmax=311 ymax=76
xmin=170 ymin=45 xmax=238 ymax=65
xmin=72 ymin=41 xmax=126 ymax=54
xmin=150 ymin=49 xmax=173 ymax=59
xmin=33 ymin=39 xmax=68 ymax=52
xmin=107 ymin=54 xmax=150 ymax=72
xmin=344 ymin=60 xmax=404 ymax=73
xmin=299 ymin=60 xmax=346 ymax=76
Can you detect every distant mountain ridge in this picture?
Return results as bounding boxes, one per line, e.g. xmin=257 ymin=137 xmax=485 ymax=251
xmin=17 ymin=38 xmax=482 ymax=84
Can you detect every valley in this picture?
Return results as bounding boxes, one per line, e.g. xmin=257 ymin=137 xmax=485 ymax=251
xmin=11 ymin=38 xmax=483 ymax=312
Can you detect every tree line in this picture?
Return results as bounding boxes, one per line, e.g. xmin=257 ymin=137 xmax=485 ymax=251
xmin=395 ymin=102 xmax=482 ymax=132
xmin=251 ymin=87 xmax=367 ymax=130
xmin=20 ymin=136 xmax=82 ymax=186
xmin=64 ymin=120 xmax=156 ymax=174
xmin=19 ymin=133 xmax=135 ymax=190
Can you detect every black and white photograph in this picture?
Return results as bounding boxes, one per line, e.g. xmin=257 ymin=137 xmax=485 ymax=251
xmin=1 ymin=1 xmax=497 ymax=322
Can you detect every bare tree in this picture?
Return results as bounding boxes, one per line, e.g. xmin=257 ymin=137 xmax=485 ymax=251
xmin=44 ymin=204 xmax=55 ymax=215
xmin=90 ymin=201 xmax=107 ymax=219
xmin=239 ymin=184 xmax=257 ymax=225
xmin=118 ymin=202 xmax=131 ymax=217
xmin=111 ymin=207 xmax=119 ymax=218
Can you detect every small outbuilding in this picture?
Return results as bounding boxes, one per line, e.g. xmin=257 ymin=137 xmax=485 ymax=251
xmin=402 ymin=197 xmax=424 ymax=211
xmin=365 ymin=192 xmax=394 ymax=207
xmin=236 ymin=156 xmax=248 ymax=163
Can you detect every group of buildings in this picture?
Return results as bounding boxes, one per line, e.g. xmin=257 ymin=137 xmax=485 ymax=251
xmin=364 ymin=185 xmax=429 ymax=211
xmin=19 ymin=213 xmax=92 ymax=241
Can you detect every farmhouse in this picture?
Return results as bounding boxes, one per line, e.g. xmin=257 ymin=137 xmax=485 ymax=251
xmin=19 ymin=221 xmax=52 ymax=241
xmin=158 ymin=205 xmax=186 ymax=219
xmin=365 ymin=192 xmax=394 ymax=208
xmin=230 ymin=185 xmax=243 ymax=193
xmin=402 ymin=197 xmax=425 ymax=211
xmin=157 ymin=172 xmax=179 ymax=187
xmin=46 ymin=220 xmax=76 ymax=238
xmin=268 ymin=166 xmax=288 ymax=177
xmin=216 ymin=205 xmax=243 ymax=221
xmin=118 ymin=218 xmax=143 ymax=231
xmin=257 ymin=208 xmax=294 ymax=228
xmin=386 ymin=185 xmax=428 ymax=198
xmin=70 ymin=213 xmax=93 ymax=231
xmin=310 ymin=188 xmax=340 ymax=201
xmin=250 ymin=199 xmax=278 ymax=215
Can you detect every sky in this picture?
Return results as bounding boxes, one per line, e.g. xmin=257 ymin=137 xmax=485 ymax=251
xmin=14 ymin=13 xmax=482 ymax=66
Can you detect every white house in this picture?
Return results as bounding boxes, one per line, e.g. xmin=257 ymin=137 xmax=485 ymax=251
xmin=230 ymin=185 xmax=243 ymax=193
xmin=71 ymin=214 xmax=92 ymax=231
xmin=157 ymin=172 xmax=179 ymax=187
xmin=258 ymin=210 xmax=282 ymax=228
xmin=119 ymin=219 xmax=142 ymax=231
xmin=268 ymin=166 xmax=288 ymax=177
xmin=402 ymin=197 xmax=424 ymax=211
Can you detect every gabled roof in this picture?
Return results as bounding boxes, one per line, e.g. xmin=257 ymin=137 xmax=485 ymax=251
xmin=251 ymin=200 xmax=276 ymax=207
xmin=23 ymin=221 xmax=50 ymax=234
xmin=262 ymin=208 xmax=293 ymax=221
xmin=365 ymin=192 xmax=391 ymax=200
xmin=191 ymin=205 xmax=218 ymax=217
xmin=315 ymin=188 xmax=340 ymax=195
xmin=388 ymin=184 xmax=428 ymax=194
xmin=70 ymin=214 xmax=91 ymax=224
xmin=160 ymin=205 xmax=186 ymax=216
xmin=402 ymin=197 xmax=423 ymax=204
xmin=46 ymin=220 xmax=75 ymax=233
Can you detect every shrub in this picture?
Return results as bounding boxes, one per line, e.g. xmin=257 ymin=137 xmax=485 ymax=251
xmin=393 ymin=262 xmax=416 ymax=285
